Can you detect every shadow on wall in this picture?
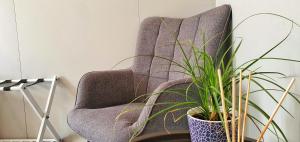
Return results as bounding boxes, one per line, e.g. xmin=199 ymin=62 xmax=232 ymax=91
xmin=58 ymin=77 xmax=77 ymax=96
xmin=57 ymin=77 xmax=85 ymax=141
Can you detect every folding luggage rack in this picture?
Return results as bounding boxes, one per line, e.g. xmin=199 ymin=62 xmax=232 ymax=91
xmin=0 ymin=76 xmax=61 ymax=142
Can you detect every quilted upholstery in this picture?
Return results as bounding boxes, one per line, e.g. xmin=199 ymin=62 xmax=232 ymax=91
xmin=132 ymin=4 xmax=232 ymax=95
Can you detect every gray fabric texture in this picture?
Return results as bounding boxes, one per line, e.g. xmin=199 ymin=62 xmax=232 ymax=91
xmin=132 ymin=5 xmax=232 ymax=95
xmin=68 ymin=5 xmax=232 ymax=142
xmin=75 ymin=69 xmax=135 ymax=109
xmin=68 ymin=103 xmax=144 ymax=142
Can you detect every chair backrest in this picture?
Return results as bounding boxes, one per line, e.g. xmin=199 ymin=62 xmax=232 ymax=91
xmin=132 ymin=5 xmax=232 ymax=95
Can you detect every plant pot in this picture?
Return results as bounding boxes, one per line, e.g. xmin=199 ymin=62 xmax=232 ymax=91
xmin=187 ymin=107 xmax=237 ymax=142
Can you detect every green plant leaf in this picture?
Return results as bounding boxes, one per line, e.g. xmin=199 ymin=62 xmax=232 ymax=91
xmin=248 ymin=100 xmax=288 ymax=142
xmin=251 ymin=79 xmax=294 ymax=118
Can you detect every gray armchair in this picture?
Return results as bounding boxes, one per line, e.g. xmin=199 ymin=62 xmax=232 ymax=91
xmin=68 ymin=5 xmax=232 ymax=142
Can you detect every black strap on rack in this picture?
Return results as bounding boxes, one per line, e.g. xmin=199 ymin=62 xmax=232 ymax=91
xmin=24 ymin=78 xmax=45 ymax=88
xmin=0 ymin=80 xmax=12 ymax=85
xmin=3 ymin=79 xmax=28 ymax=91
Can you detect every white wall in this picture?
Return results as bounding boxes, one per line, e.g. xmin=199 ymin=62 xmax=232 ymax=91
xmin=0 ymin=0 xmax=215 ymax=141
xmin=0 ymin=0 xmax=27 ymax=138
xmin=217 ymin=0 xmax=300 ymax=141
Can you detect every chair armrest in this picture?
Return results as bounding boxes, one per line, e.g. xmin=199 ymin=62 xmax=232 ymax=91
xmin=132 ymin=78 xmax=194 ymax=135
xmin=75 ymin=69 xmax=135 ymax=109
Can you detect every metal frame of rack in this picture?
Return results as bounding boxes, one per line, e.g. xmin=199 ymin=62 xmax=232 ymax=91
xmin=0 ymin=76 xmax=61 ymax=142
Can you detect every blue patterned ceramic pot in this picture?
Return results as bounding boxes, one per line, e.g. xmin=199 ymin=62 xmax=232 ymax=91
xmin=187 ymin=107 xmax=236 ymax=142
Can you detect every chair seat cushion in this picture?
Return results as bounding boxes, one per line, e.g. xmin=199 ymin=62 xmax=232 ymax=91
xmin=68 ymin=103 xmax=145 ymax=142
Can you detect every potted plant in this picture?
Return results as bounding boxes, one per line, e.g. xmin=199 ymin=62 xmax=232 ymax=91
xmin=179 ymin=40 xmax=241 ymax=142
xmin=164 ymin=13 xmax=300 ymax=142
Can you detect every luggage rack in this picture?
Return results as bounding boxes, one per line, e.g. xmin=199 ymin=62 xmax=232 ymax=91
xmin=0 ymin=76 xmax=61 ymax=142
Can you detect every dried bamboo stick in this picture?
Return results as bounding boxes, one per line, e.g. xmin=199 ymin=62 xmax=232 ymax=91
xmin=217 ymin=69 xmax=231 ymax=142
xmin=256 ymin=78 xmax=295 ymax=142
xmin=237 ymin=70 xmax=243 ymax=142
xmin=232 ymin=77 xmax=236 ymax=142
xmin=241 ymin=72 xmax=252 ymax=142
